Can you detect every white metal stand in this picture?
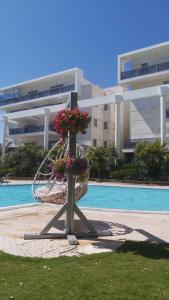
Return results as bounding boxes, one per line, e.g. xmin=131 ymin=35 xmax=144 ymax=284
xmin=24 ymin=92 xmax=112 ymax=244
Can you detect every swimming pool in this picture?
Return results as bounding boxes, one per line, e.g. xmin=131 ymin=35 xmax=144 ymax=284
xmin=0 ymin=184 xmax=169 ymax=212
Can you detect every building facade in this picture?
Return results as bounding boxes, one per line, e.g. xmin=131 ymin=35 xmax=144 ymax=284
xmin=1 ymin=41 xmax=169 ymax=154
xmin=118 ymin=41 xmax=169 ymax=151
xmin=1 ymin=67 xmax=125 ymax=153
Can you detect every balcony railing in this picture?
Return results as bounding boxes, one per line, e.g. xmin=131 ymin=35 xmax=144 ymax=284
xmin=9 ymin=124 xmax=54 ymax=135
xmin=8 ymin=102 xmax=63 ymax=113
xmin=121 ymin=60 xmax=169 ymax=80
xmin=0 ymin=84 xmax=75 ymax=107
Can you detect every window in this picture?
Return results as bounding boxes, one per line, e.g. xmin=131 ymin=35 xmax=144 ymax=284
xmin=141 ymin=63 xmax=148 ymax=68
xmin=104 ymin=104 xmax=108 ymax=110
xmin=104 ymin=122 xmax=108 ymax=129
xmin=163 ymin=80 xmax=169 ymax=84
xmin=166 ymin=109 xmax=169 ymax=119
xmin=104 ymin=141 xmax=107 ymax=148
xmin=141 ymin=63 xmax=149 ymax=75
xmin=28 ymin=90 xmax=38 ymax=99
xmin=50 ymin=84 xmax=63 ymax=95
xmin=94 ymin=119 xmax=97 ymax=127
xmin=93 ymin=139 xmax=97 ymax=147
xmin=5 ymin=88 xmax=19 ymax=100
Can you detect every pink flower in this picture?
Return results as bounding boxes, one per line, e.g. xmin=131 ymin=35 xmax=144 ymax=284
xmin=53 ymin=109 xmax=91 ymax=139
xmin=48 ymin=163 xmax=53 ymax=169
xmin=66 ymin=158 xmax=73 ymax=168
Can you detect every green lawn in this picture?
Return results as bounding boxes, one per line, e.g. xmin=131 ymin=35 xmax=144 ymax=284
xmin=0 ymin=241 xmax=169 ymax=300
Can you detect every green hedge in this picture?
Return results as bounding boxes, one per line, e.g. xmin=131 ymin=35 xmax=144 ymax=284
xmin=0 ymin=144 xmax=47 ymax=178
xmin=1 ymin=141 xmax=169 ymax=181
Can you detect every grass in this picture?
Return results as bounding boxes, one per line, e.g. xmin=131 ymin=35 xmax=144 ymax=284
xmin=0 ymin=241 xmax=169 ymax=300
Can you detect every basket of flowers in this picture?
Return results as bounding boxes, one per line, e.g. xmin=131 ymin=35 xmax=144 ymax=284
xmin=52 ymin=157 xmax=66 ymax=180
xmin=66 ymin=157 xmax=88 ymax=176
xmin=53 ymin=108 xmax=91 ymax=138
xmin=51 ymin=156 xmax=89 ymax=181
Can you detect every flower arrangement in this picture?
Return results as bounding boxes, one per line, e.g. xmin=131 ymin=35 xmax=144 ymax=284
xmin=51 ymin=157 xmax=88 ymax=180
xmin=66 ymin=157 xmax=88 ymax=176
xmin=53 ymin=108 xmax=91 ymax=138
xmin=52 ymin=157 xmax=66 ymax=180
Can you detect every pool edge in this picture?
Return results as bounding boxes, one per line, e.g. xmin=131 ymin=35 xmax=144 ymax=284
xmin=79 ymin=206 xmax=169 ymax=215
xmin=0 ymin=203 xmax=39 ymax=212
xmin=1 ymin=202 xmax=169 ymax=215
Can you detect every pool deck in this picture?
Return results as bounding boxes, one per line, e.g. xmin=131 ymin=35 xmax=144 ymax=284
xmin=0 ymin=201 xmax=169 ymax=257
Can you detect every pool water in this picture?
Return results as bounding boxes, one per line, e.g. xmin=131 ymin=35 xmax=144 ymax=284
xmin=0 ymin=185 xmax=35 ymax=207
xmin=0 ymin=184 xmax=169 ymax=212
xmin=80 ymin=185 xmax=169 ymax=211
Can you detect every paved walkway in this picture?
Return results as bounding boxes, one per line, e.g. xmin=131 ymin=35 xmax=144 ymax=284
xmin=0 ymin=204 xmax=168 ymax=258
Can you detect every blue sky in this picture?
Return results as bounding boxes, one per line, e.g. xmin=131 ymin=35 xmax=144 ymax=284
xmin=1 ymin=0 xmax=169 ymax=89
xmin=0 ymin=0 xmax=169 ymax=141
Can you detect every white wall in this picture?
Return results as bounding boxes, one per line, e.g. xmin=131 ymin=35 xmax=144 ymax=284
xmin=130 ymin=96 xmax=169 ymax=140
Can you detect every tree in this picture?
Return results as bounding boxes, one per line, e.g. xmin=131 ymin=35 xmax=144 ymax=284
xmin=134 ymin=141 xmax=169 ymax=179
xmin=87 ymin=145 xmax=121 ymax=179
xmin=0 ymin=144 xmax=47 ymax=177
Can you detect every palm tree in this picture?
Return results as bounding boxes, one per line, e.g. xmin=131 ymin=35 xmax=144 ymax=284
xmin=87 ymin=145 xmax=119 ymax=179
xmin=134 ymin=141 xmax=169 ymax=178
xmin=87 ymin=147 xmax=107 ymax=178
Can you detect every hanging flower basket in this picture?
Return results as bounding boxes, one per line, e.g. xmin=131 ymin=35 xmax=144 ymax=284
xmin=52 ymin=157 xmax=66 ymax=180
xmin=66 ymin=157 xmax=88 ymax=176
xmin=53 ymin=108 xmax=91 ymax=138
xmin=51 ymin=157 xmax=88 ymax=180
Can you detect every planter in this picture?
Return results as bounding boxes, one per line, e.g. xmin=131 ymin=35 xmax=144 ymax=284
xmin=51 ymin=157 xmax=89 ymax=181
xmin=53 ymin=108 xmax=91 ymax=138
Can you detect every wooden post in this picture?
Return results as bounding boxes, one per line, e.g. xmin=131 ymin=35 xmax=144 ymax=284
xmin=65 ymin=92 xmax=77 ymax=234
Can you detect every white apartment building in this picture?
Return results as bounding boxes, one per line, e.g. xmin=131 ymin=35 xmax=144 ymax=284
xmin=118 ymin=41 xmax=169 ymax=151
xmin=1 ymin=67 xmax=125 ymax=153
xmin=2 ymin=41 xmax=169 ymax=154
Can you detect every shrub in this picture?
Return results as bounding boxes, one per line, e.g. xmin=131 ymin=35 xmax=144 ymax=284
xmin=134 ymin=141 xmax=169 ymax=179
xmin=0 ymin=144 xmax=47 ymax=178
xmin=87 ymin=145 xmax=121 ymax=179
xmin=111 ymin=165 xmax=138 ymax=180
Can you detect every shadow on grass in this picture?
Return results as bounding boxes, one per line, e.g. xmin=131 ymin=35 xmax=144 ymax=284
xmin=117 ymin=240 xmax=169 ymax=260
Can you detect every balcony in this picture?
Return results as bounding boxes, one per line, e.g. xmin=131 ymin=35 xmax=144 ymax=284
xmin=0 ymin=84 xmax=75 ymax=107
xmin=8 ymin=102 xmax=63 ymax=113
xmin=121 ymin=60 xmax=169 ymax=80
xmin=9 ymin=124 xmax=54 ymax=135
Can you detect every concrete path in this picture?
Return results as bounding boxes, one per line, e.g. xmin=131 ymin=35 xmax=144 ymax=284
xmin=0 ymin=204 xmax=168 ymax=258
